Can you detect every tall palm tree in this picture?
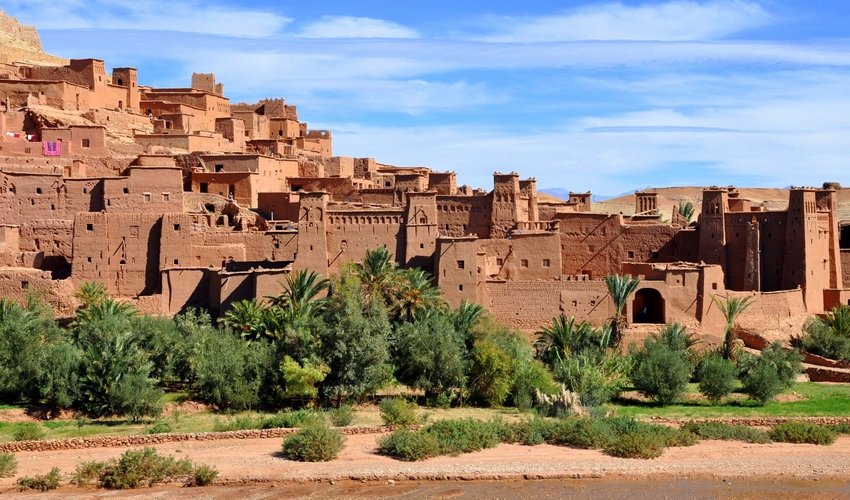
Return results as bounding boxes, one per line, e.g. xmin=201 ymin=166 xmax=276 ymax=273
xmin=73 ymin=281 xmax=109 ymax=309
xmin=354 ymin=246 xmax=402 ymax=306
xmin=72 ymin=297 xmax=137 ymax=328
xmin=678 ymin=202 xmax=696 ymax=222
xmin=268 ymin=269 xmax=330 ymax=321
xmin=220 ymin=298 xmax=267 ymax=341
xmin=711 ymin=294 xmax=754 ymax=361
xmin=450 ymin=300 xmax=486 ymax=337
xmin=394 ymin=268 xmax=446 ymax=322
xmin=534 ymin=314 xmax=598 ymax=364
xmin=822 ymin=304 xmax=850 ymax=338
xmin=604 ymin=274 xmax=641 ymax=347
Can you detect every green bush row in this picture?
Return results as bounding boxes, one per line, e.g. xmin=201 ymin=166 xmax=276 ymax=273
xmin=71 ymin=447 xmax=218 ymax=489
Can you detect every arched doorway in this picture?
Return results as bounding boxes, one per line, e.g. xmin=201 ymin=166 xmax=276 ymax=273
xmin=632 ymin=289 xmax=665 ymax=324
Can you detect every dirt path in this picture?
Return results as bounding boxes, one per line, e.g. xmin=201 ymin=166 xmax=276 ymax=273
xmin=3 ymin=434 xmax=850 ymax=497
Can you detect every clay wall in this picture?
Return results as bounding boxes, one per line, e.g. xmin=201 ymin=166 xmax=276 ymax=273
xmin=479 ymin=232 xmax=561 ymax=281
xmin=355 ymin=189 xmax=399 ymax=206
xmin=353 ymin=158 xmax=377 ymax=179
xmin=141 ymin=89 xmax=230 ymax=119
xmin=325 ymin=156 xmax=354 ymax=178
xmin=18 ymin=219 xmax=74 ymax=264
xmin=133 ymin=133 xmax=230 ymax=153
xmin=269 ymin=118 xmax=300 ymax=139
xmin=232 ymin=111 xmax=268 ymax=140
xmin=0 ymin=269 xmax=75 ymax=316
xmin=295 ymin=135 xmax=332 ymax=157
xmin=214 ymin=117 xmax=246 ymax=151
xmin=435 ymin=196 xmax=492 ymax=238
xmin=555 ymin=212 xmax=679 ymax=279
xmin=428 ymin=172 xmax=457 ymax=195
xmin=161 ymin=268 xmax=209 ymax=314
xmin=0 ymin=80 xmax=84 ymax=110
xmin=287 ymin=177 xmax=356 ymax=199
xmin=325 ymin=208 xmax=406 ymax=273
xmin=41 ymin=126 xmax=108 ymax=156
xmin=0 ymin=171 xmax=64 ymax=224
xmin=841 ymin=249 xmax=850 ymax=290
xmin=191 ymin=172 xmax=254 ymax=207
xmin=435 ymin=237 xmax=480 ymax=306
xmin=103 ymin=167 xmax=183 ymax=213
xmin=71 ymin=212 xmax=162 ymax=297
xmin=257 ymin=192 xmax=299 ymax=221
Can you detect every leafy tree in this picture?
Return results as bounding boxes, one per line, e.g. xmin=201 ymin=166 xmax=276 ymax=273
xmin=468 ymin=338 xmax=515 ymax=407
xmin=799 ymin=305 xmax=850 ymax=361
xmin=553 ymin=350 xmax=631 ymax=407
xmin=394 ymin=312 xmax=467 ymax=399
xmin=219 ymin=299 xmax=268 ymax=341
xmin=319 ymin=273 xmax=393 ymax=404
xmin=280 ymin=355 xmax=330 ymax=401
xmin=449 ymin=300 xmax=486 ymax=339
xmin=629 ymin=333 xmax=693 ymax=405
xmin=131 ymin=315 xmax=181 ymax=380
xmin=39 ymin=341 xmax=82 ymax=409
xmin=696 ymin=355 xmax=736 ymax=404
xmin=712 ymin=295 xmax=754 ymax=361
xmin=604 ymin=274 xmax=641 ymax=347
xmin=0 ymin=298 xmax=63 ymax=403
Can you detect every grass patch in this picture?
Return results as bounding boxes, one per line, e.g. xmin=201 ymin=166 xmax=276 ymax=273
xmin=12 ymin=422 xmax=45 ymax=441
xmin=0 ymin=452 xmax=17 ymax=477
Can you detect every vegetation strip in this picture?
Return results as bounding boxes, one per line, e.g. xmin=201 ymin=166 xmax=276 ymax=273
xmin=0 ymin=425 xmax=420 ymax=453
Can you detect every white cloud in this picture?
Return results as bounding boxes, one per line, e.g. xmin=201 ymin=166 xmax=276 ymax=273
xmin=475 ymin=1 xmax=775 ymax=42
xmin=298 ymin=16 xmax=418 ymax=39
xmin=5 ymin=0 xmax=291 ymax=37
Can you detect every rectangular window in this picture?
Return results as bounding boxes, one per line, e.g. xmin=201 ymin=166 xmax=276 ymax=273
xmin=497 ymin=258 xmax=504 ymax=266
xmin=458 ymin=285 xmax=463 ymax=291
xmin=521 ymin=259 xmax=528 ymax=268
xmin=81 ymin=139 xmax=90 ymax=148
xmin=143 ymin=193 xmax=151 ymax=203
xmin=215 ymin=164 xmax=224 ymax=172
xmin=86 ymin=223 xmax=93 ymax=231
xmin=162 ymin=193 xmax=170 ymax=202
xmin=457 ymin=260 xmax=465 ymax=269
xmin=200 ymin=183 xmax=208 ymax=193
xmin=20 ymin=281 xmax=28 ymax=289
xmin=36 ymin=187 xmax=42 ymax=194
xmin=173 ymin=259 xmax=179 ymax=265
xmin=628 ymin=251 xmax=634 ymax=259
xmin=543 ymin=259 xmax=551 ymax=268
xmin=87 ymin=257 xmax=92 ymax=263
xmin=123 ymin=187 xmax=129 ymax=194
xmin=173 ymin=224 xmax=180 ymax=231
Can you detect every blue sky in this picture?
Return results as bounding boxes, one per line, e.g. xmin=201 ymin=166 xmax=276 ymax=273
xmin=6 ymin=1 xmax=850 ymax=195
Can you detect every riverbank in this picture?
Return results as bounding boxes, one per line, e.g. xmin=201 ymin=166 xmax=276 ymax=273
xmin=4 ymin=432 xmax=850 ymax=497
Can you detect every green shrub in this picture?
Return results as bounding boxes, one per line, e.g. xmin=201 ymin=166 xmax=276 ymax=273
xmin=423 ymin=418 xmax=504 ymax=456
xmin=145 ymin=423 xmax=173 ymax=434
xmin=186 ymin=464 xmax=219 ymax=487
xmin=681 ymin=421 xmax=771 ymax=444
xmin=546 ymin=417 xmax=612 ymax=449
xmin=697 ymin=356 xmax=737 ymax=404
xmin=0 ymin=452 xmax=17 ymax=478
xmin=12 ymin=422 xmax=45 ymax=441
xmin=829 ymin=422 xmax=850 ymax=435
xmin=799 ymin=318 xmax=850 ymax=361
xmin=505 ymin=417 xmax=553 ymax=446
xmin=281 ymin=420 xmax=345 ymax=462
xmin=738 ymin=343 xmax=803 ymax=405
xmin=605 ymin=432 xmax=666 ymax=459
xmin=260 ymin=409 xmax=316 ymax=429
xmin=99 ymin=447 xmax=194 ymax=489
xmin=71 ymin=460 xmax=106 ymax=486
xmin=327 ymin=405 xmax=354 ymax=427
xmin=17 ymin=467 xmax=61 ymax=491
xmin=769 ymin=421 xmax=836 ymax=446
xmin=629 ymin=340 xmax=692 ymax=405
xmin=377 ymin=428 xmax=441 ymax=461
xmin=379 ymin=398 xmax=420 ymax=426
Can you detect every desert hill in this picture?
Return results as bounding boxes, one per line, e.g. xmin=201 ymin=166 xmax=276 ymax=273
xmin=0 ymin=10 xmax=67 ymax=66
xmin=589 ymin=185 xmax=850 ymax=222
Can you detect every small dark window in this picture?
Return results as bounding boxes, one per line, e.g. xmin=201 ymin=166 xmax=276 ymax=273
xmin=117 ymin=78 xmax=123 ymax=85
xmin=36 ymin=187 xmax=42 ymax=194
xmin=652 ymin=251 xmax=659 ymax=259
xmin=143 ymin=193 xmax=151 ymax=202
xmin=87 ymin=257 xmax=92 ymax=262
xmin=119 ymin=259 xmax=126 ymax=265
xmin=200 ymin=183 xmax=208 ymax=193
xmin=162 ymin=193 xmax=170 ymax=202
xmin=86 ymin=223 xmax=93 ymax=231
xmin=521 ymin=259 xmax=528 ymax=268
xmin=420 ymin=243 xmax=424 ymax=249
xmin=274 ymin=242 xmax=280 ymax=249
xmin=711 ymin=283 xmax=718 ymax=290
xmin=458 ymin=285 xmax=463 ymax=291
xmin=497 ymin=258 xmax=504 ymax=266
xmin=457 ymin=260 xmax=465 ymax=269
xmin=173 ymin=224 xmax=180 ymax=231
xmin=20 ymin=281 xmax=28 ymax=289
xmin=543 ymin=259 xmax=551 ymax=267
xmin=83 ymin=188 xmax=88 ymax=194
xmin=173 ymin=259 xmax=179 ymax=265
xmin=81 ymin=139 xmax=90 ymax=148
xmin=628 ymin=251 xmax=634 ymax=259
xmin=215 ymin=164 xmax=224 ymax=172
xmin=278 ymin=130 xmax=283 ymax=136
xmin=123 ymin=187 xmax=129 ymax=194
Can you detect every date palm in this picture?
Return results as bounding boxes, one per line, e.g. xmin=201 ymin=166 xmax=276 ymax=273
xmin=394 ymin=268 xmax=446 ymax=322
xmin=712 ymin=294 xmax=754 ymax=362
xmin=354 ymin=246 xmax=403 ymax=307
xmin=268 ymin=269 xmax=330 ymax=321
xmin=604 ymin=274 xmax=641 ymax=347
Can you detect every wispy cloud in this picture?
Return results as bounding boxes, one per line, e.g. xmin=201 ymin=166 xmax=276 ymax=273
xmin=5 ymin=0 xmax=291 ymax=37
xmin=298 ymin=16 xmax=418 ymax=39
xmin=474 ymin=1 xmax=775 ymax=42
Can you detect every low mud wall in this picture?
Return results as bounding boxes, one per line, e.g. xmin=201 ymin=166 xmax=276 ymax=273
xmin=0 ymin=425 xmax=419 ymax=453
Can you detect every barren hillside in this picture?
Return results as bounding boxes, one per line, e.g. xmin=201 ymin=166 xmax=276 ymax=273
xmin=0 ymin=10 xmax=67 ymax=66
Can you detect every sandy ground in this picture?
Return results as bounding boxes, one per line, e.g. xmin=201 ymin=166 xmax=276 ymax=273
xmin=3 ymin=432 xmax=850 ymax=498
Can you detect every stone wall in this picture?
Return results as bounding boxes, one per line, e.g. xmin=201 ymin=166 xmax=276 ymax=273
xmin=0 ymin=425 xmax=418 ymax=453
